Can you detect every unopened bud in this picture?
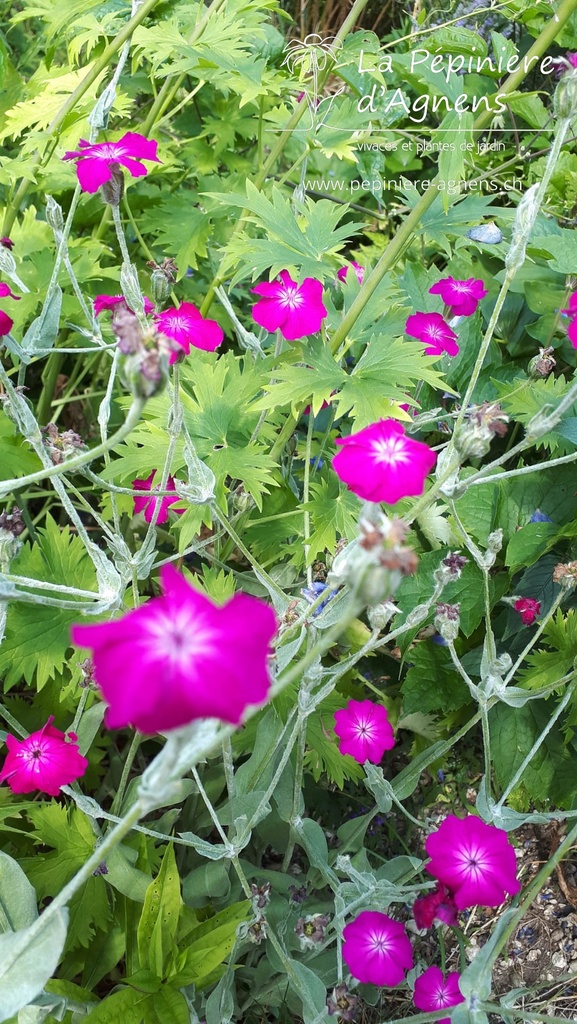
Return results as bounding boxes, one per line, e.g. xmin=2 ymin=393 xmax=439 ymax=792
xmin=327 ymin=508 xmax=418 ymax=603
xmin=0 ymin=237 xmax=14 ymax=251
xmin=554 ymin=68 xmax=577 ymax=119
xmin=147 ymin=258 xmax=178 ymax=306
xmin=367 ymin=601 xmax=399 ymax=631
xmin=45 ymin=196 xmax=64 ymax=236
xmin=455 ymin=402 xmax=508 ymax=459
xmin=100 ymin=163 xmax=125 ymax=206
xmin=505 ymin=184 xmax=540 ymax=275
xmin=434 ymin=602 xmax=461 ymax=642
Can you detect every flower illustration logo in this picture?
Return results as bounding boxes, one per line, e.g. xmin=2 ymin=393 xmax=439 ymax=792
xmin=282 ymin=34 xmax=344 ymax=131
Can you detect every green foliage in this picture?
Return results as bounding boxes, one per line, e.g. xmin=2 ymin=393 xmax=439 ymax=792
xmin=0 ymin=516 xmax=98 ymax=690
xmin=21 ymin=803 xmax=111 ymax=951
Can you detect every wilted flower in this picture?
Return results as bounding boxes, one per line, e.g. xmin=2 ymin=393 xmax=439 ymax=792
xmin=337 ymin=261 xmax=364 ymax=285
xmin=41 ymin=423 xmax=85 ymax=465
xmin=0 ymin=717 xmax=88 ymax=796
xmin=405 ymin=312 xmax=459 ymax=356
xmin=553 ymin=561 xmax=577 ymax=587
xmin=514 ymin=597 xmax=540 ymax=625
xmin=71 ymin=563 xmax=277 ymax=733
xmin=0 ymin=506 xmax=25 ymax=538
xmin=425 ymin=815 xmax=520 ymax=909
xmin=434 ymin=602 xmax=461 ymax=643
xmin=252 ymin=270 xmax=327 ymax=340
xmin=413 ymin=966 xmax=465 ymax=1024
xmin=326 ymin=982 xmax=359 ymax=1021
xmin=441 ymin=552 xmax=468 ymax=579
xmin=63 ymin=133 xmax=161 ymax=193
xmin=332 ymin=418 xmax=437 ymax=504
xmin=429 ymin=277 xmax=487 ymax=317
xmin=94 ymin=294 xmax=154 ymax=317
xmin=295 ymin=913 xmax=330 ymax=949
xmin=342 ymin=910 xmax=413 ymax=986
xmin=334 ymin=698 xmax=395 ymax=764
xmin=132 ymin=470 xmax=186 ymax=525
xmin=249 ymin=882 xmax=272 ymax=911
xmin=528 ymin=346 xmax=556 ymax=378
xmin=413 ymin=883 xmax=459 ymax=930
xmin=155 ymin=302 xmax=223 ymax=362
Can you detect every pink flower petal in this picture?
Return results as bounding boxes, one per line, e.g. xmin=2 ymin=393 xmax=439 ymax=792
xmin=76 ymin=157 xmax=114 ymax=194
xmin=334 ymin=698 xmax=395 ymax=763
xmin=342 ymin=911 xmax=413 ymax=986
xmin=0 ymin=717 xmax=88 ymax=796
xmin=71 ymin=564 xmax=277 ymax=733
xmin=0 ymin=310 xmax=14 ymax=336
xmin=425 ymin=814 xmax=520 ymax=909
xmin=332 ymin=419 xmax=436 ymax=504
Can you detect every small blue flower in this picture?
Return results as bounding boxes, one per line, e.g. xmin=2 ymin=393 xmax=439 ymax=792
xmin=529 ymin=509 xmax=553 ymax=523
xmin=301 ymin=581 xmax=337 ymax=615
xmin=310 ymin=456 xmax=323 ymax=470
xmin=431 ymin=633 xmax=449 ymax=646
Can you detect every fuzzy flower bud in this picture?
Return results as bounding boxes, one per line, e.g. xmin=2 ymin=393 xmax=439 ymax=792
xmin=100 ymin=162 xmax=125 ymax=206
xmin=528 ymin=346 xmax=556 ymax=379
xmin=45 ymin=196 xmax=64 ymax=236
xmin=327 ymin=507 xmax=418 ymax=603
xmin=0 ymin=506 xmax=25 ymax=566
xmin=434 ymin=602 xmax=461 ymax=642
xmin=436 ymin=551 xmax=468 ymax=584
xmin=113 ymin=308 xmax=174 ymax=398
xmin=147 ymin=257 xmax=178 ymax=306
xmin=554 ymin=68 xmax=577 ymax=120
xmin=367 ymin=601 xmax=399 ymax=632
xmin=454 ymin=402 xmax=508 ymax=459
xmin=505 ymin=184 xmax=540 ymax=275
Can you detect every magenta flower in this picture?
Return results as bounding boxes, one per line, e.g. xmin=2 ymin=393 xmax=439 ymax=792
xmin=332 ymin=418 xmax=437 ymax=504
xmin=414 ymin=966 xmax=465 ymax=1024
xmin=429 ymin=277 xmax=487 ymax=317
xmin=413 ymin=883 xmax=459 ymax=930
xmin=0 ymin=717 xmax=88 ymax=797
xmin=252 ymin=270 xmax=327 ymax=341
xmin=342 ymin=911 xmax=413 ymax=986
xmin=425 ymin=815 xmax=520 ymax=910
xmin=63 ymin=132 xmax=161 ymax=193
xmin=337 ymin=261 xmax=365 ymax=285
xmin=0 ymin=283 xmax=20 ymax=301
xmin=405 ymin=312 xmax=459 ymax=356
xmin=0 ymin=237 xmax=14 ymax=250
xmin=514 ymin=597 xmax=540 ymax=625
xmin=562 ymin=293 xmax=577 ymax=317
xmin=0 ymin=311 xmax=13 ymax=336
xmin=94 ymin=294 xmax=154 ymax=317
xmin=71 ymin=563 xmax=277 ymax=733
xmin=568 ymin=320 xmax=577 ymax=348
xmin=333 ymin=698 xmax=395 ymax=764
xmin=132 ymin=470 xmax=186 ymax=525
xmin=155 ymin=302 xmax=223 ymax=363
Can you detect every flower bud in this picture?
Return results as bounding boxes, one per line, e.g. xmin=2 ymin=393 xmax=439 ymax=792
xmin=435 ymin=551 xmax=468 ymax=584
xmin=100 ymin=163 xmax=125 ymax=206
xmin=434 ymin=602 xmax=461 ymax=642
xmin=554 ymin=68 xmax=577 ymax=120
xmin=327 ymin=508 xmax=418 ymax=604
xmin=45 ymin=195 xmax=64 ymax=236
xmin=147 ymin=257 xmax=178 ymax=306
xmin=0 ymin=237 xmax=14 ymax=251
xmin=367 ymin=601 xmax=399 ymax=632
xmin=454 ymin=402 xmax=508 ymax=459
xmin=0 ymin=506 xmax=25 ymax=567
xmin=505 ymin=184 xmax=540 ymax=275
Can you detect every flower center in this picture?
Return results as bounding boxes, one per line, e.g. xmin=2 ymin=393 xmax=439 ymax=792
xmin=142 ymin=607 xmax=216 ymax=667
xmin=98 ymin=143 xmax=124 ymax=160
xmin=280 ymin=286 xmax=304 ymax=310
xmin=369 ymin=930 xmax=391 ymax=954
xmin=371 ymin=436 xmax=409 ymax=466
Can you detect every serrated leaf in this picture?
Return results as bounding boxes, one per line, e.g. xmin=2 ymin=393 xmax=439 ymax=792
xmin=302 ymin=476 xmax=359 ymax=563
xmin=0 ymin=516 xmax=98 ymax=689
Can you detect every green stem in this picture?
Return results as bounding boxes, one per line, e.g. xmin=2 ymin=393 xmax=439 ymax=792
xmin=0 ymin=397 xmax=146 ymax=499
xmin=110 ymin=732 xmax=142 ymax=818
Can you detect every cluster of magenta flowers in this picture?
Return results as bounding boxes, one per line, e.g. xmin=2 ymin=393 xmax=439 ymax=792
xmin=342 ymin=814 xmax=520 ymax=1016
xmin=405 ymin=277 xmax=487 ymax=357
xmin=0 ymin=281 xmax=20 ymax=337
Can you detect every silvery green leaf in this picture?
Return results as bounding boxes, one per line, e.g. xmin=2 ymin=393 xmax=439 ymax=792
xmin=0 ymin=909 xmax=68 ymax=1022
xmin=363 ymin=763 xmax=393 ymax=812
xmin=21 ymin=286 xmax=62 ymax=355
xmin=178 ymin=833 xmax=231 ymax=860
xmin=0 ymin=853 xmax=38 ymax=933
